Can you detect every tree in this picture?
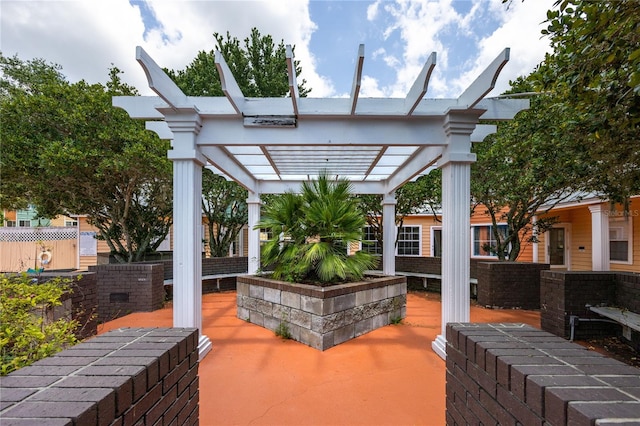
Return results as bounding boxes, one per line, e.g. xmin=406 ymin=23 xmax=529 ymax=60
xmin=0 ymin=54 xmax=173 ymax=263
xmin=202 ymin=169 xmax=247 ymax=257
xmin=538 ymin=0 xmax=640 ymax=202
xmin=471 ymin=76 xmax=585 ymax=260
xmin=166 ymin=27 xmax=310 ymax=97
xmin=357 ymin=170 xmax=442 ymax=253
xmin=167 ymin=28 xmax=310 ymax=256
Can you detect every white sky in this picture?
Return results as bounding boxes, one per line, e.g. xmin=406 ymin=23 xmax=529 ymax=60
xmin=0 ymin=0 xmax=555 ymax=98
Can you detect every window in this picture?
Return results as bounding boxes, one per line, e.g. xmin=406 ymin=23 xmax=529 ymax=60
xmin=361 ymin=225 xmax=421 ymax=256
xmin=361 ymin=226 xmax=382 ymax=255
xmin=4 ymin=220 xmax=16 ymax=227
xmin=18 ymin=220 xmax=31 ymax=227
xmin=609 ymin=218 xmax=632 ymax=262
xmin=65 ymin=220 xmax=78 ymax=227
xmin=472 ymin=225 xmax=508 ymax=257
xmin=259 ymin=228 xmax=273 ymax=245
xmin=431 ymin=227 xmax=442 ymax=257
xmin=397 ymin=226 xmax=421 ymax=256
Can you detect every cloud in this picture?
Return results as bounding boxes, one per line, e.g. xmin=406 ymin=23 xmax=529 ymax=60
xmin=0 ymin=0 xmax=334 ymax=96
xmin=0 ymin=0 xmax=555 ymax=100
xmin=360 ymin=0 xmax=555 ymax=98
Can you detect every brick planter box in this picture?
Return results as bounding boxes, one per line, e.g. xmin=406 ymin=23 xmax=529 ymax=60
xmin=237 ymin=275 xmax=406 ymax=351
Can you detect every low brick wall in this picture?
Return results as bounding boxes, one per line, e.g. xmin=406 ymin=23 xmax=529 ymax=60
xmin=540 ymin=271 xmax=640 ymax=351
xmin=237 ymin=275 xmax=406 ymax=351
xmin=477 ymin=262 xmax=550 ymax=309
xmin=36 ymin=271 xmax=98 ymax=339
xmin=0 ymin=328 xmax=199 ymax=425
xmin=90 ymin=264 xmax=165 ymax=322
xmin=446 ymin=323 xmax=640 ymax=425
xmin=616 ymin=272 xmax=640 ymax=314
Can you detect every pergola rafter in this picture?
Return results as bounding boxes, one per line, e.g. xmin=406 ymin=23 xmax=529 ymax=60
xmin=114 ymin=44 xmax=527 ymax=360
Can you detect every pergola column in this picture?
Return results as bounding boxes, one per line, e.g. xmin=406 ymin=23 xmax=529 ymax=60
xmin=382 ymin=192 xmax=397 ymax=275
xmin=247 ymin=192 xmax=261 ymax=275
xmin=589 ymin=203 xmax=610 ymax=271
xmin=166 ymin=113 xmax=212 ymax=360
xmin=432 ymin=113 xmax=478 ymax=360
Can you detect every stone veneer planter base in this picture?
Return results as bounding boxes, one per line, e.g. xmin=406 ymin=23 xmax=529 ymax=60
xmin=237 ymin=275 xmax=407 ymax=350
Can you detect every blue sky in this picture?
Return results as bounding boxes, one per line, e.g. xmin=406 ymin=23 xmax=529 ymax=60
xmin=1 ymin=0 xmax=555 ymax=98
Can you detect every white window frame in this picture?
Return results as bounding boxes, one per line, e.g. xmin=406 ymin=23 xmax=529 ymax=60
xmin=4 ymin=220 xmax=16 ymax=227
xmin=396 ymin=225 xmax=422 ymax=256
xmin=361 ymin=225 xmax=383 ymax=255
xmin=609 ymin=217 xmax=633 ymax=264
xmin=430 ymin=226 xmax=442 ymax=257
xmin=18 ymin=219 xmax=31 ymax=227
xmin=360 ymin=225 xmax=422 ymax=256
xmin=64 ymin=220 xmax=78 ymax=227
xmin=471 ymin=223 xmax=509 ymax=259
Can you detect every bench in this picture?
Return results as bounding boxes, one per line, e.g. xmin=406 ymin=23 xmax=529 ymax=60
xmin=365 ymin=270 xmax=478 ymax=297
xmin=164 ymin=272 xmax=246 ymax=292
xmin=589 ymin=305 xmax=640 ymax=341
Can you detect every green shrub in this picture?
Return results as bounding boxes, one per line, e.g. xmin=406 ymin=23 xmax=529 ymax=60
xmin=0 ymin=273 xmax=79 ymax=375
xmin=257 ymin=174 xmax=376 ymax=284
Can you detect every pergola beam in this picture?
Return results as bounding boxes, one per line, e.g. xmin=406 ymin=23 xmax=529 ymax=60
xmin=215 ymin=50 xmax=245 ymax=115
xmin=286 ymin=45 xmax=300 ymax=116
xmin=350 ymin=44 xmax=365 ymax=115
xmin=196 ymin=118 xmax=449 ymax=146
xmin=200 ymin=146 xmax=257 ymax=192
xmin=385 ymin=146 xmax=443 ymax=192
xmin=405 ymin=52 xmax=436 ymax=115
xmin=136 ymin=46 xmax=188 ymax=109
xmin=458 ymin=48 xmax=510 ymax=109
xmin=114 ymin=95 xmax=527 ymax=120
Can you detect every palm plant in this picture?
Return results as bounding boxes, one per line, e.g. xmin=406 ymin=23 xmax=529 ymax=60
xmin=257 ymin=174 xmax=376 ymax=284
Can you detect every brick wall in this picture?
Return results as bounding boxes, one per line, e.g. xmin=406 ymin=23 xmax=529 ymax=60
xmin=476 ymin=262 xmax=550 ymax=309
xmin=540 ymin=271 xmax=619 ymax=340
xmin=446 ymin=323 xmax=640 ymax=426
xmin=90 ymin=264 xmax=165 ymax=322
xmin=617 ymin=272 xmax=640 ymax=313
xmin=541 ymin=271 xmax=639 ymax=350
xmin=0 ymin=328 xmax=199 ymax=425
xmin=36 ymin=271 xmax=98 ymax=339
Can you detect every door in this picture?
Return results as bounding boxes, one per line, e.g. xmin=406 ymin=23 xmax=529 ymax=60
xmin=548 ymin=227 xmax=569 ymax=269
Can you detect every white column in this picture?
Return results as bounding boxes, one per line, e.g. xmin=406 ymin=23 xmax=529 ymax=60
xmin=432 ymin=113 xmax=477 ymax=360
xmin=166 ymin=112 xmax=212 ymax=360
xmin=247 ymin=192 xmax=261 ymax=275
xmin=589 ymin=203 xmax=610 ymax=271
xmin=532 ymin=215 xmax=539 ymax=263
xmin=382 ymin=192 xmax=397 ymax=276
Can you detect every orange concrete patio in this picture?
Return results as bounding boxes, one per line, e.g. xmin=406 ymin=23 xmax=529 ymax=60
xmin=99 ymin=291 xmax=540 ymax=425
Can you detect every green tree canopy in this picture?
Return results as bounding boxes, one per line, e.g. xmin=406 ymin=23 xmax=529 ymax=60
xmin=0 ymin=54 xmax=172 ymax=263
xmin=167 ymin=28 xmax=310 ymax=257
xmin=538 ymin=0 xmax=640 ymax=202
xmin=471 ymin=76 xmax=587 ymax=260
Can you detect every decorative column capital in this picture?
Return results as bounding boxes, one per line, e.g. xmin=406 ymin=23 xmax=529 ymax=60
xmin=164 ymin=109 xmax=206 ymax=165
xmin=439 ymin=111 xmax=482 ymax=167
xmin=382 ymin=192 xmax=397 ymax=206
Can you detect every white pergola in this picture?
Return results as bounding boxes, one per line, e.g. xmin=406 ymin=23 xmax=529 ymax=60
xmin=114 ymin=45 xmax=527 ymax=360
